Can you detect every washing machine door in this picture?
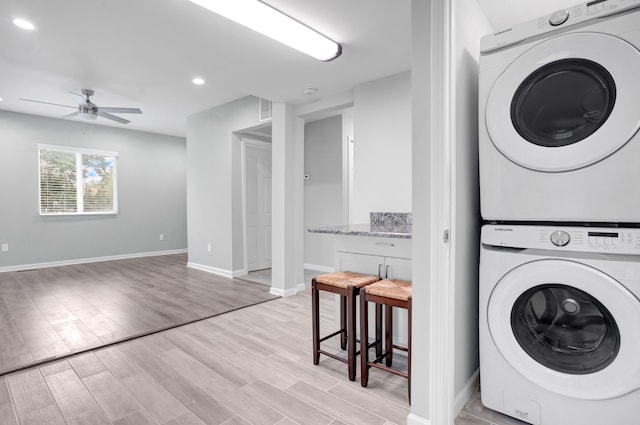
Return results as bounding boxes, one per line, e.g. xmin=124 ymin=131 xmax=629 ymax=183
xmin=488 ymin=259 xmax=640 ymax=400
xmin=486 ymin=32 xmax=640 ymax=172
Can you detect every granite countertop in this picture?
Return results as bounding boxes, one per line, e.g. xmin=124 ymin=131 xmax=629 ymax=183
xmin=307 ymin=223 xmax=412 ymax=239
xmin=307 ymin=212 xmax=412 ymax=239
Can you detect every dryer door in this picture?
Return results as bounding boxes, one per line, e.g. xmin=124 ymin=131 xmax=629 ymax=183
xmin=486 ymin=32 xmax=640 ymax=172
xmin=488 ymin=259 xmax=640 ymax=400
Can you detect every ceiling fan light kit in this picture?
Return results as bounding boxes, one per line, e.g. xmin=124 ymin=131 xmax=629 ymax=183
xmin=189 ymin=0 xmax=342 ymax=61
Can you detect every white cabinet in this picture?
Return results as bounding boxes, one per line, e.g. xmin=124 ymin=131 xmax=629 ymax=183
xmin=334 ymin=235 xmax=412 ymax=347
xmin=336 ymin=252 xmax=411 ymax=280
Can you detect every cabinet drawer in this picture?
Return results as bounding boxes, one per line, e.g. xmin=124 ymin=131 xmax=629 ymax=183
xmin=335 ymin=235 xmax=411 ymax=258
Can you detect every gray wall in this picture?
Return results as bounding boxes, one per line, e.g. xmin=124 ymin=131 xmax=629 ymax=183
xmin=304 ymin=116 xmax=343 ymax=269
xmin=0 ymin=110 xmax=187 ymax=269
xmin=353 ymin=71 xmax=412 ymax=223
xmin=186 ymin=96 xmax=262 ymax=275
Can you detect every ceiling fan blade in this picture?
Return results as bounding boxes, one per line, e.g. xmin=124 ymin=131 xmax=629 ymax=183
xmin=98 ymin=111 xmax=131 ymax=124
xmin=19 ymin=98 xmax=77 ymax=109
xmin=62 ymin=111 xmax=80 ymax=119
xmin=98 ymin=107 xmax=142 ymax=114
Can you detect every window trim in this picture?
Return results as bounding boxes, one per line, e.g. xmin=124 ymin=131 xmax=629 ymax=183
xmin=38 ymin=144 xmax=119 ymax=216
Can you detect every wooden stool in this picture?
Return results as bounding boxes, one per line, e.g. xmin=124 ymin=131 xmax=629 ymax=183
xmin=312 ymin=271 xmax=381 ymax=381
xmin=360 ymin=278 xmax=412 ymax=402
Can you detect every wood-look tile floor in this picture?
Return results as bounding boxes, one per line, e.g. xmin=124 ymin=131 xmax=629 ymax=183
xmin=0 ymin=254 xmax=277 ymax=375
xmin=0 ymin=281 xmax=412 ymax=425
xmin=0 ymin=257 xmax=519 ymax=425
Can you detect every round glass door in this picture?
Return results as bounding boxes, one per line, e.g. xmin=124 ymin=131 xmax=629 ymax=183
xmin=511 ymin=284 xmax=620 ymax=374
xmin=485 ymin=32 xmax=640 ymax=172
xmin=511 ymin=59 xmax=616 ymax=148
xmin=487 ymin=259 xmax=640 ymax=400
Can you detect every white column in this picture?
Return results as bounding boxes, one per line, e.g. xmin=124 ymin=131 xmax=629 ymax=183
xmin=270 ymin=102 xmax=305 ymax=296
xmin=410 ymin=0 xmax=455 ymax=424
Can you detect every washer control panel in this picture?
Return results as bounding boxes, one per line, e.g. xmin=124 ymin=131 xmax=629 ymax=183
xmin=482 ymin=224 xmax=640 ymax=254
xmin=481 ymin=0 xmax=640 ymax=53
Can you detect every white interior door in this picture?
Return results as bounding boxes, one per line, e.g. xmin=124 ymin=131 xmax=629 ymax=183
xmin=244 ymin=140 xmax=272 ymax=271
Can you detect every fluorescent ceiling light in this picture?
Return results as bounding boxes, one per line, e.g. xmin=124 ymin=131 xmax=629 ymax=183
xmin=13 ymin=18 xmax=37 ymax=31
xmin=189 ymin=0 xmax=341 ymax=61
xmin=192 ymin=77 xmax=205 ymax=85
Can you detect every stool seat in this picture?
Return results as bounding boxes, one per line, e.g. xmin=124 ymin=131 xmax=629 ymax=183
xmin=315 ymin=271 xmax=381 ymax=289
xmin=364 ymin=279 xmax=412 ymax=301
xmin=312 ymin=271 xmax=381 ymax=381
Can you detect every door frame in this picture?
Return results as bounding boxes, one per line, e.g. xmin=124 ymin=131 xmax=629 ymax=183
xmin=241 ymin=138 xmax=273 ymax=275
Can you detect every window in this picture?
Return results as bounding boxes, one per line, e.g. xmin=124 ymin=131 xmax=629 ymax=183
xmin=38 ymin=144 xmax=118 ymax=215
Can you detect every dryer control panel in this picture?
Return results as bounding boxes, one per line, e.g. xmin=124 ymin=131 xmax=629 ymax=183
xmin=482 ymin=224 xmax=640 ymax=254
xmin=481 ymin=0 xmax=640 ymax=53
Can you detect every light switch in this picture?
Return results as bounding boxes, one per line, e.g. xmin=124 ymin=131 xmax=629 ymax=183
xmin=1 ymin=244 xmax=8 ymax=253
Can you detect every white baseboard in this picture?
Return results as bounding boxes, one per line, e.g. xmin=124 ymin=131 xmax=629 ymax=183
xmin=187 ymin=262 xmax=245 ymax=278
xmin=0 ymin=249 xmax=188 ymax=273
xmin=407 ymin=413 xmax=430 ymax=425
xmin=269 ymin=282 xmax=306 ymax=298
xmin=454 ymin=368 xmax=480 ymax=416
xmin=304 ymin=263 xmax=335 ymax=273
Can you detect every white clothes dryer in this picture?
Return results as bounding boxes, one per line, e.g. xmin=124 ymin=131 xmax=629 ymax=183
xmin=480 ymin=224 xmax=640 ymax=425
xmin=479 ymin=0 xmax=640 ymax=223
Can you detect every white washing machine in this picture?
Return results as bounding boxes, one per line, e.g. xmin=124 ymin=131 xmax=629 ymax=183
xmin=480 ymin=224 xmax=640 ymax=424
xmin=479 ymin=0 xmax=640 ymax=223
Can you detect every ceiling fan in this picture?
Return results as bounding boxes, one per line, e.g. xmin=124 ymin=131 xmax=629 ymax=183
xmin=19 ymin=89 xmax=142 ymax=124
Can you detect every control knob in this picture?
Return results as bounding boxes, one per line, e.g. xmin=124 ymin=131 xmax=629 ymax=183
xmin=550 ymin=230 xmax=570 ymax=247
xmin=549 ymin=9 xmax=569 ymax=26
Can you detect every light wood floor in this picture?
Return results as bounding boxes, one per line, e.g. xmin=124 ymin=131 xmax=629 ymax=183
xmin=0 ymin=283 xmax=413 ymax=425
xmin=0 ymin=258 xmax=518 ymax=425
xmin=0 ymin=254 xmax=276 ymax=375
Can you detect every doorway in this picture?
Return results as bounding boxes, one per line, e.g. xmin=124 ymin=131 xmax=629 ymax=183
xmin=242 ymin=138 xmax=273 ymax=283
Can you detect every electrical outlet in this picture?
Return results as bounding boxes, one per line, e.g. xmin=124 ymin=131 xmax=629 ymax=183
xmin=207 ymin=243 xmax=212 ymax=252
xmin=159 ymin=234 xmax=164 ymax=241
xmin=1 ymin=244 xmax=8 ymax=253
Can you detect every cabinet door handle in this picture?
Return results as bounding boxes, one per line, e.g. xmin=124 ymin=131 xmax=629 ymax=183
xmin=378 ymin=264 xmax=382 ymax=278
xmin=375 ymin=242 xmax=395 ymax=247
xmin=385 ymin=265 xmax=390 ymax=278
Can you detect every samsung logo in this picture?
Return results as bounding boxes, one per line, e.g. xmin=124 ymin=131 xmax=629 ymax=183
xmin=494 ymin=28 xmax=512 ymax=36
xmin=495 ymin=228 xmax=513 ymax=232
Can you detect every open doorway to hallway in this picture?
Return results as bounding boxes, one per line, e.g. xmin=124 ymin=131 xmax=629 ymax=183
xmin=237 ymin=124 xmax=273 ymax=286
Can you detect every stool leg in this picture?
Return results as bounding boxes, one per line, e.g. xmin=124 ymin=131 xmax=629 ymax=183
xmin=408 ymin=300 xmax=412 ymax=404
xmin=385 ymin=304 xmax=393 ymax=367
xmin=340 ymin=295 xmax=347 ymax=350
xmin=347 ymin=286 xmax=358 ymax=381
xmin=360 ymin=290 xmax=369 ymax=387
xmin=311 ymin=278 xmax=320 ymax=365
xmin=375 ymin=303 xmax=382 ymax=358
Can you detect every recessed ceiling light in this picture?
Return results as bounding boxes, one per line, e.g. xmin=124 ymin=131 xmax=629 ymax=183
xmin=0 ymin=98 xmax=3 ymax=102
xmin=192 ymin=77 xmax=205 ymax=85
xmin=189 ymin=0 xmax=341 ymax=61
xmin=13 ymin=18 xmax=37 ymax=31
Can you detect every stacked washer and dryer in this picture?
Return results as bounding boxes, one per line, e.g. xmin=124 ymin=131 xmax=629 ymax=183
xmin=478 ymin=1 xmax=640 ymax=424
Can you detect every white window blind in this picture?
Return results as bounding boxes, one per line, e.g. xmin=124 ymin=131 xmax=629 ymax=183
xmin=38 ymin=144 xmax=118 ymax=215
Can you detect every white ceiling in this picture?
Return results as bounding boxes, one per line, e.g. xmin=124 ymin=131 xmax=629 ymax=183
xmin=0 ymin=0 xmax=582 ymax=138
xmin=0 ymin=0 xmax=411 ymax=137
